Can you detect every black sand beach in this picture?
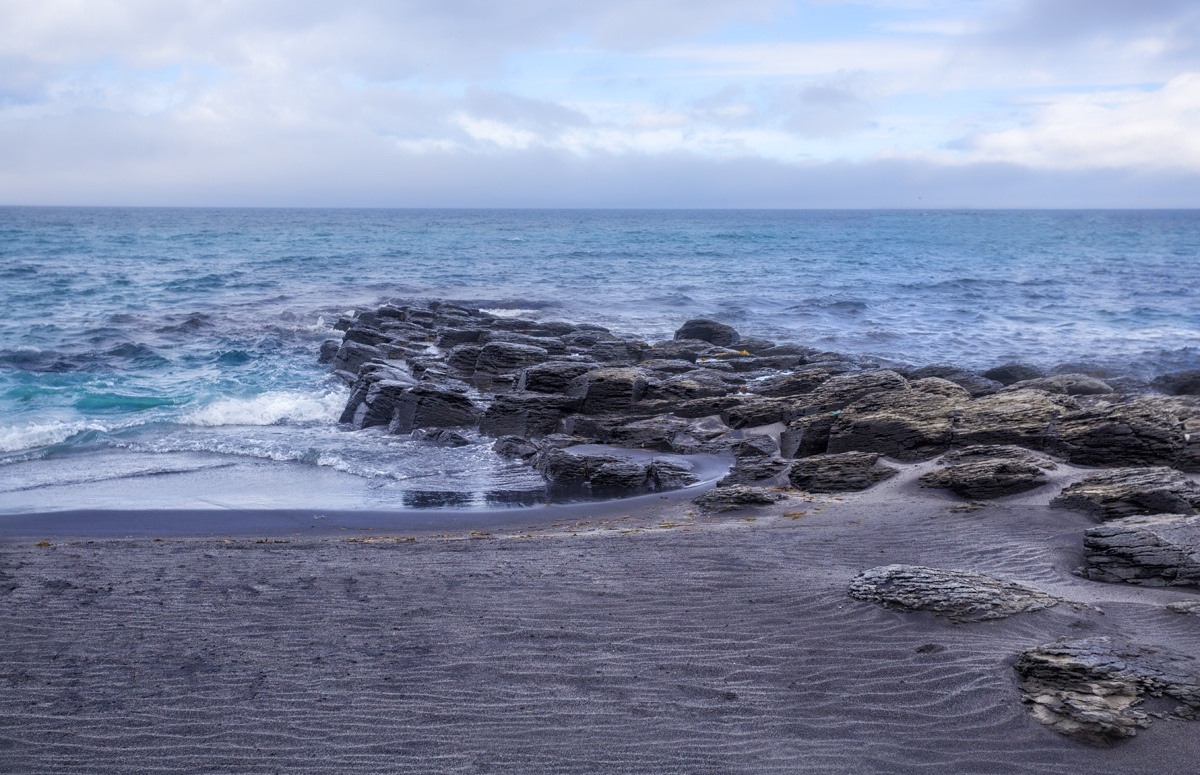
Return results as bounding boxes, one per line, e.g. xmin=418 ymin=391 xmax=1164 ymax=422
xmin=4 ymin=462 xmax=1200 ymax=774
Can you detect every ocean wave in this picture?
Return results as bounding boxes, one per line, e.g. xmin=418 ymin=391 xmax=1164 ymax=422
xmin=0 ymin=420 xmax=109 ymax=454
xmin=181 ymin=390 xmax=346 ymax=427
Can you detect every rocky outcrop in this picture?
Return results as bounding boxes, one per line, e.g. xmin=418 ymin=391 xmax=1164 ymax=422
xmin=1153 ymin=370 xmax=1200 ymax=396
xmin=479 ymin=393 xmax=582 ymax=438
xmin=918 ymin=445 xmax=1056 ymax=499
xmin=386 ymin=385 xmax=480 ymax=434
xmin=1083 ymin=514 xmax=1200 ymax=586
xmin=568 ymin=368 xmax=651 ymax=414
xmin=951 ymin=389 xmax=1077 ymax=449
xmin=1014 ymin=637 xmax=1200 ymax=745
xmin=848 ymin=564 xmax=1060 ymax=622
xmin=788 ymin=451 xmax=898 ymax=492
xmin=1050 ymin=467 xmax=1200 ymax=520
xmin=1009 ymin=373 xmax=1114 ymax=396
xmin=826 ymin=389 xmax=961 ymax=460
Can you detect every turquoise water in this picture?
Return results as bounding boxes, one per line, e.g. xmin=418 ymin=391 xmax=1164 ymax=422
xmin=1 ymin=207 xmax=1198 ymax=510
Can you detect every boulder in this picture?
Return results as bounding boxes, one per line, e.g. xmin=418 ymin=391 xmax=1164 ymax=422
xmin=446 ymin=344 xmax=483 ymax=374
xmin=493 ymin=435 xmax=539 ymax=459
xmin=568 ymin=368 xmax=650 ymax=414
xmin=1046 ymin=399 xmax=1185 ymax=467
xmin=952 ymin=389 xmax=1077 ymax=449
xmin=693 ymin=486 xmax=787 ymax=511
xmin=674 ymin=395 xmax=748 ymax=419
xmin=642 ymin=369 xmax=739 ymax=402
xmin=849 ymin=564 xmax=1060 ymax=622
xmin=788 ymin=451 xmax=898 ymax=492
xmin=1083 ymin=514 xmax=1200 ymax=586
xmin=717 ymin=456 xmax=791 ymax=487
xmin=748 ymin=368 xmax=836 ymax=397
xmin=673 ymin=318 xmax=740 ymax=347
xmin=918 ymin=445 xmax=1056 ymax=499
xmin=436 ymin=328 xmax=486 ymax=347
xmin=905 ymin=364 xmax=1002 ymax=397
xmin=1153 ymin=370 xmax=1200 ymax=397
xmin=331 ymin=340 xmax=387 ymax=376
xmin=339 ymin=363 xmax=419 ymax=426
xmin=537 ymin=448 xmax=697 ymax=495
xmin=411 ymin=428 xmax=471 ymax=447
xmin=606 ymin=415 xmax=695 ymax=452
xmin=479 ymin=393 xmax=582 ymax=438
xmin=1009 ymin=373 xmax=1114 ymax=396
xmin=720 ymin=397 xmax=792 ymax=429
xmin=1014 ymin=637 xmax=1200 ymax=745
xmin=826 ymin=390 xmax=961 ymax=460
xmin=1051 ymin=467 xmax=1200 ymax=520
xmin=779 ymin=414 xmax=837 ymax=458
xmin=474 ymin=341 xmax=550 ymax=374
xmin=982 ymin=363 xmax=1045 ymax=386
xmin=518 ymin=361 xmax=597 ymax=394
xmin=386 ymin=385 xmax=480 ymax=434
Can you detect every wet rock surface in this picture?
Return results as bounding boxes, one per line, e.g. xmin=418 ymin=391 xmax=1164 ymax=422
xmin=1050 ymin=467 xmax=1200 ymax=520
xmin=1083 ymin=514 xmax=1200 ymax=586
xmin=1015 ymin=637 xmax=1200 ymax=745
xmin=848 ymin=564 xmax=1061 ymax=622
xmin=919 ymin=445 xmax=1056 ymax=499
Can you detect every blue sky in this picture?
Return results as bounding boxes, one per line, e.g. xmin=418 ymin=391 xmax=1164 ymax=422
xmin=1 ymin=0 xmax=1198 ymax=207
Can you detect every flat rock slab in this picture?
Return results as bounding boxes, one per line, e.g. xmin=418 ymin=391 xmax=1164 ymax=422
xmin=919 ymin=445 xmax=1056 ymax=499
xmin=1050 ymin=467 xmax=1200 ymax=520
xmin=1083 ymin=514 xmax=1200 ymax=586
xmin=692 ymin=485 xmax=788 ymax=511
xmin=789 ymin=451 xmax=898 ymax=493
xmin=848 ymin=564 xmax=1061 ymax=622
xmin=1015 ymin=637 xmax=1200 ymax=745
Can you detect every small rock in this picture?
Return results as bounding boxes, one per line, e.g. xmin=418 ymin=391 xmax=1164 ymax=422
xmin=411 ymin=429 xmax=471 ymax=447
xmin=918 ymin=445 xmax=1056 ymax=499
xmin=493 ymin=435 xmax=539 ymax=459
xmin=982 ymin=363 xmax=1046 ymax=386
xmin=718 ymin=456 xmax=791 ymax=487
xmin=848 ymin=564 xmax=1060 ymax=622
xmin=693 ymin=486 xmax=787 ymax=511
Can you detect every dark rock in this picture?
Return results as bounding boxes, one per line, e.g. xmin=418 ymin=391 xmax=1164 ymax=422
xmin=1010 ymin=373 xmax=1114 ymax=396
xmin=518 ymin=361 xmax=597 ymax=394
xmin=905 ymin=364 xmax=1002 ymax=397
xmin=718 ymin=456 xmax=791 ymax=487
xmin=436 ymin=328 xmax=486 ymax=347
xmin=537 ymin=448 xmax=696 ymax=495
xmin=720 ymin=397 xmax=791 ymax=429
xmin=385 ymin=385 xmax=479 ymax=434
xmin=474 ymin=341 xmax=551 ymax=374
xmin=735 ymin=337 xmax=778 ymax=354
xmin=639 ymin=359 xmax=701 ymax=375
xmin=641 ymin=340 xmax=709 ymax=363
xmin=483 ymin=331 xmax=569 ymax=355
xmin=674 ymin=318 xmax=740 ymax=347
xmin=606 ymin=415 xmax=695 ymax=452
xmin=648 ymin=459 xmax=700 ymax=490
xmin=1083 ymin=514 xmax=1200 ymax=586
xmin=446 ymin=344 xmax=483 ymax=374
xmin=727 ymin=355 xmax=807 ymax=373
xmin=479 ymin=393 xmax=582 ymax=438
xmin=1154 ymin=370 xmax=1200 ymax=396
xmin=1014 ymin=637 xmax=1200 ymax=745
xmin=849 ymin=564 xmax=1060 ymax=622
xmin=318 ymin=339 xmax=341 ymax=364
xmin=693 ymin=486 xmax=787 ymax=511
xmin=493 ymin=435 xmax=539 ymax=459
xmin=779 ymin=414 xmax=837 ymax=458
xmin=568 ymin=368 xmax=651 ymax=414
xmin=826 ymin=390 xmax=961 ymax=461
xmin=643 ymin=369 xmax=739 ymax=402
xmin=918 ymin=445 xmax=1056 ymax=499
xmin=339 ymin=362 xmax=419 ymax=425
xmin=788 ymin=451 xmax=898 ymax=492
xmin=953 ymin=389 xmax=1078 ymax=449
xmin=674 ymin=395 xmax=748 ymax=419
xmin=799 ymin=370 xmax=910 ymax=411
xmin=732 ymin=435 xmax=779 ymax=458
xmin=1047 ymin=399 xmax=1185 ymax=467
xmin=908 ymin=377 xmax=971 ymax=399
xmin=982 ymin=363 xmax=1046 ymax=386
xmin=342 ymin=325 xmax=392 ymax=347
xmin=1050 ymin=467 xmax=1200 ymax=520
xmin=411 ymin=428 xmax=472 ymax=447
xmin=331 ymin=340 xmax=387 ymax=376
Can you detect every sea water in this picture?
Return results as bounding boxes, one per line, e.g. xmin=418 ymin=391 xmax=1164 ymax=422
xmin=2 ymin=208 xmax=1198 ymax=514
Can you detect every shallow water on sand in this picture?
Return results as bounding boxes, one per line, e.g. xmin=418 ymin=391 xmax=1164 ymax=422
xmin=1 ymin=207 xmax=1198 ymax=512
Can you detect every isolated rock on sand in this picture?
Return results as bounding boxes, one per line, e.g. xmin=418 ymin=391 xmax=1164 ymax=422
xmin=692 ymin=485 xmax=787 ymax=511
xmin=1015 ymin=637 xmax=1200 ymax=745
xmin=1082 ymin=514 xmax=1200 ymax=586
xmin=848 ymin=564 xmax=1060 ymax=622
xmin=718 ymin=456 xmax=791 ymax=487
xmin=788 ymin=451 xmax=898 ymax=492
xmin=673 ymin=318 xmax=740 ymax=347
xmin=918 ymin=445 xmax=1056 ymax=499
xmin=1050 ymin=467 xmax=1200 ymax=520
xmin=1167 ymin=601 xmax=1200 ymax=615
xmin=1047 ymin=399 xmax=1185 ymax=468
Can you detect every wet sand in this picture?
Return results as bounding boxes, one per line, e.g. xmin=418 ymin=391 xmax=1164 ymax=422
xmin=3 ymin=464 xmax=1200 ymax=774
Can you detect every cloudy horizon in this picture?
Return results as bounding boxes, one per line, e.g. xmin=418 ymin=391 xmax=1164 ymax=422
xmin=2 ymin=0 xmax=1198 ymax=208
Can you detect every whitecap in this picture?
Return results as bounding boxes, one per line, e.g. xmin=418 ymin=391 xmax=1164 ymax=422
xmin=181 ymin=390 xmax=346 ymax=427
xmin=0 ymin=420 xmax=108 ymax=454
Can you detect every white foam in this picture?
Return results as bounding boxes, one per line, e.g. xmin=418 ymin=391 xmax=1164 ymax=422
xmin=182 ymin=390 xmax=346 ymax=427
xmin=0 ymin=420 xmax=107 ymax=453
xmin=480 ymin=308 xmax=539 ymax=318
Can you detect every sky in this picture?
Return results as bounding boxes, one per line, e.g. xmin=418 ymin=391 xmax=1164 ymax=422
xmin=1 ymin=0 xmax=1198 ymax=207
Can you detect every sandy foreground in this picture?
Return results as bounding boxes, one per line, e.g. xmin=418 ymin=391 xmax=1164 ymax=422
xmin=3 ymin=463 xmax=1200 ymax=774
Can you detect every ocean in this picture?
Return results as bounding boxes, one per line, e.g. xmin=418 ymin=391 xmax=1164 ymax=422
xmin=2 ymin=207 xmax=1198 ymax=515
